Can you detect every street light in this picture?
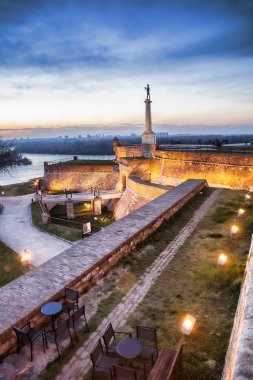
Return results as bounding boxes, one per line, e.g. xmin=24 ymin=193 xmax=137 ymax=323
xmin=230 ymin=225 xmax=239 ymax=238
xmin=245 ymin=194 xmax=251 ymax=207
xmin=181 ymin=314 xmax=196 ymax=336
xmin=21 ymin=249 xmax=30 ymax=271
xmin=238 ymin=208 xmax=245 ymax=218
xmin=217 ymin=253 xmax=228 ymax=266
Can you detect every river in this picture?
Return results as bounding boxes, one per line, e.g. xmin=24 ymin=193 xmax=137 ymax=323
xmin=0 ymin=153 xmax=115 ymax=186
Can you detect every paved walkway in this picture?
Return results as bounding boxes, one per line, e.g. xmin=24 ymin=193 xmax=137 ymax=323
xmin=54 ymin=189 xmax=221 ymax=380
xmin=0 ymin=195 xmax=72 ymax=266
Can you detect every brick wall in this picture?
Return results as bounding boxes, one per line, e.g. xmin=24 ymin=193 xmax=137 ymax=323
xmin=117 ymin=148 xmax=253 ymax=189
xmin=0 ymin=179 xmax=206 ymax=358
xmin=43 ymin=164 xmax=119 ymax=192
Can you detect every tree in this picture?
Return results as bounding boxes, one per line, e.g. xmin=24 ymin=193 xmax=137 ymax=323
xmin=0 ymin=140 xmax=22 ymax=172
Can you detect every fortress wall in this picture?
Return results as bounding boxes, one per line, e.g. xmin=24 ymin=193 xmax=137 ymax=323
xmin=222 ymin=235 xmax=253 ymax=380
xmin=114 ymin=176 xmax=170 ymax=220
xmin=0 ymin=179 xmax=206 ymax=358
xmin=116 ymin=149 xmax=253 ymax=189
xmin=44 ymin=164 xmax=119 ymax=192
xmin=127 ymin=176 xmax=169 ymax=198
xmin=116 ymin=146 xmax=142 ymax=159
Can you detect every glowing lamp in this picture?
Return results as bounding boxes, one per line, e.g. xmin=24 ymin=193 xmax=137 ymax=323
xmin=21 ymin=249 xmax=30 ymax=267
xmin=217 ymin=253 xmax=227 ymax=266
xmin=230 ymin=225 xmax=239 ymax=237
xmin=238 ymin=208 xmax=245 ymax=217
xmin=181 ymin=314 xmax=196 ymax=335
xmin=1 ymin=191 xmax=4 ymax=196
xmin=245 ymin=194 xmax=251 ymax=200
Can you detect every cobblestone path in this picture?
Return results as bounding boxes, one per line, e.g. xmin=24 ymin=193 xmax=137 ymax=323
xmin=55 ymin=189 xmax=221 ymax=380
xmin=0 ymin=194 xmax=72 ymax=266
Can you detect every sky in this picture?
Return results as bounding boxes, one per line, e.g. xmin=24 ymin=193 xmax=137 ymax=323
xmin=0 ymin=0 xmax=253 ymax=138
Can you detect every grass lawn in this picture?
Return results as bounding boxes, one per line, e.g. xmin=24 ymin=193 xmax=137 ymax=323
xmin=127 ymin=189 xmax=253 ymax=380
xmin=31 ymin=203 xmax=115 ymax=242
xmin=0 ymin=181 xmax=35 ymax=196
xmin=37 ymin=188 xmax=253 ymax=380
xmin=0 ymin=240 xmax=26 ymax=287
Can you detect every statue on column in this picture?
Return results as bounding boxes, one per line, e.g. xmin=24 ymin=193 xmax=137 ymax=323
xmin=145 ymin=84 xmax=150 ymax=100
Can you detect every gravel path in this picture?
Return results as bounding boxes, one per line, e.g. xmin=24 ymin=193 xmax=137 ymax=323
xmin=54 ymin=188 xmax=221 ymax=380
xmin=0 ymin=194 xmax=72 ymax=266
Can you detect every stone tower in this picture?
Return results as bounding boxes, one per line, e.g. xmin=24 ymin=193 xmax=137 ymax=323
xmin=142 ymin=84 xmax=156 ymax=145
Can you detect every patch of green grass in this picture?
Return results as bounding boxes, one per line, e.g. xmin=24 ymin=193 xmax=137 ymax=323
xmin=127 ymin=189 xmax=253 ymax=380
xmin=0 ymin=240 xmax=25 ymax=287
xmin=0 ymin=181 xmax=35 ymax=196
xmin=31 ymin=203 xmax=115 ymax=242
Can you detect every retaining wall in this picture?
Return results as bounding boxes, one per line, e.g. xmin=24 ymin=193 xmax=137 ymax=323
xmin=222 ymin=235 xmax=253 ymax=380
xmin=0 ymin=179 xmax=206 ymax=358
xmin=43 ymin=163 xmax=119 ymax=192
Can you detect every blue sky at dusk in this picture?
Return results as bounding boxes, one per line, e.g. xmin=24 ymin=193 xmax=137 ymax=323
xmin=0 ymin=0 xmax=253 ymax=137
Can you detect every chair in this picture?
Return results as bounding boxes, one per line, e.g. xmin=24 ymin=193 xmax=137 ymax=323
xmin=69 ymin=305 xmax=89 ymax=341
xmin=136 ymin=326 xmax=158 ymax=365
xmin=90 ymin=339 xmax=118 ymax=380
xmin=62 ymin=287 xmax=79 ymax=316
xmin=102 ymin=323 xmax=132 ymax=356
xmin=113 ymin=365 xmax=143 ymax=379
xmin=13 ymin=322 xmax=46 ymax=361
xmin=45 ymin=319 xmax=74 ymax=357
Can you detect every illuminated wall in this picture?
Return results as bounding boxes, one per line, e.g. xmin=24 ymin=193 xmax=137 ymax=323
xmin=43 ymin=163 xmax=119 ymax=192
xmin=117 ymin=148 xmax=253 ymax=190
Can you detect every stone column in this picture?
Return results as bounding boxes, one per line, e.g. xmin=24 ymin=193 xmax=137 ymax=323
xmin=142 ymin=98 xmax=156 ymax=145
xmin=66 ymin=199 xmax=74 ymax=219
xmin=93 ymin=197 xmax=102 ymax=215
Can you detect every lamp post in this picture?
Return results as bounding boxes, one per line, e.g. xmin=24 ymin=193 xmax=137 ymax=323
xmin=217 ymin=253 xmax=228 ymax=266
xmin=230 ymin=225 xmax=239 ymax=238
xmin=21 ymin=249 xmax=30 ymax=271
xmin=181 ymin=314 xmax=196 ymax=336
xmin=237 ymin=208 xmax=245 ymax=218
xmin=245 ymin=194 xmax=251 ymax=207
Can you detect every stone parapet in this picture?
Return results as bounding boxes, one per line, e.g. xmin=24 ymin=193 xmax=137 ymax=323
xmin=0 ymin=179 xmax=206 ymax=358
xmin=222 ymin=235 xmax=253 ymax=380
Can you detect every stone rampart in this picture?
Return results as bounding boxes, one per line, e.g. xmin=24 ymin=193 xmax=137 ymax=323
xmin=222 ymin=235 xmax=253 ymax=380
xmin=127 ymin=176 xmax=169 ymax=198
xmin=151 ymin=150 xmax=253 ymax=189
xmin=117 ymin=148 xmax=253 ymax=189
xmin=0 ymin=179 xmax=206 ymax=358
xmin=43 ymin=164 xmax=119 ymax=192
xmin=114 ymin=177 xmax=169 ymax=220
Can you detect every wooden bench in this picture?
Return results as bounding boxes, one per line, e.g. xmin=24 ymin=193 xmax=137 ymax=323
xmin=148 ymin=339 xmax=184 ymax=380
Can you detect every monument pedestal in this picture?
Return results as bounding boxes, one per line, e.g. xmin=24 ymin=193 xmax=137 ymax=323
xmin=141 ymin=96 xmax=156 ymax=146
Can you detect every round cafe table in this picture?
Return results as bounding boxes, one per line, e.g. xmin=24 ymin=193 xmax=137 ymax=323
xmin=117 ymin=337 xmax=143 ymax=359
xmin=0 ymin=363 xmax=17 ymax=380
xmin=41 ymin=302 xmax=62 ymax=330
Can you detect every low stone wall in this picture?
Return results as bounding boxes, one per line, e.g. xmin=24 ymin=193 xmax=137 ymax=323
xmin=222 ymin=235 xmax=253 ymax=380
xmin=113 ymin=177 xmax=170 ymax=220
xmin=127 ymin=176 xmax=170 ymax=198
xmin=0 ymin=179 xmax=206 ymax=358
xmin=43 ymin=163 xmax=119 ymax=192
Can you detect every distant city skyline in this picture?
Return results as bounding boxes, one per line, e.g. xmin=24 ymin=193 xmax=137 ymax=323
xmin=0 ymin=0 xmax=253 ymax=137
